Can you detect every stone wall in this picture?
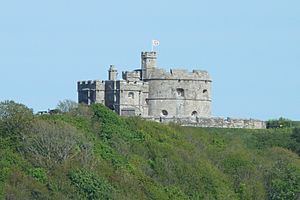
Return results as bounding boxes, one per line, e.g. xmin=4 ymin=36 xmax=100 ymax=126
xmin=143 ymin=116 xmax=266 ymax=129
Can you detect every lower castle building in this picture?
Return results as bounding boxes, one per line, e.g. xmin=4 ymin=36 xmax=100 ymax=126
xmin=78 ymin=51 xmax=212 ymax=118
xmin=77 ymin=51 xmax=265 ymax=129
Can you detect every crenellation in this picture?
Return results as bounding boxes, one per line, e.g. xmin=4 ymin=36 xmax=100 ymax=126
xmin=122 ymin=70 xmax=141 ymax=81
xmin=141 ymin=51 xmax=157 ymax=57
xmin=149 ymin=67 xmax=211 ymax=81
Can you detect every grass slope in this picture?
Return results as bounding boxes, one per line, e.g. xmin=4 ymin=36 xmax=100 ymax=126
xmin=0 ymin=103 xmax=299 ymax=200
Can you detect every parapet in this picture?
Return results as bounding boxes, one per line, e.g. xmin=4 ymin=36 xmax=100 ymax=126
xmin=141 ymin=51 xmax=157 ymax=58
xmin=148 ymin=67 xmax=211 ymax=81
xmin=77 ymin=80 xmax=105 ymax=90
xmin=122 ymin=70 xmax=141 ymax=81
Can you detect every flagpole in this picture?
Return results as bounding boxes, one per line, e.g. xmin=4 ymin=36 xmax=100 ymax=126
xmin=151 ymin=39 xmax=159 ymax=52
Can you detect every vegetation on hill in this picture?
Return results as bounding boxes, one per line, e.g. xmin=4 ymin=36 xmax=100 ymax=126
xmin=0 ymin=100 xmax=299 ymax=200
xmin=266 ymin=117 xmax=300 ymax=129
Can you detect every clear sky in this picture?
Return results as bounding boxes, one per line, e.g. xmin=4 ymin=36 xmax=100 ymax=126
xmin=0 ymin=0 xmax=299 ymax=120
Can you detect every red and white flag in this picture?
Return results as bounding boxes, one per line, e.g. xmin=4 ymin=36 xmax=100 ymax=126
xmin=152 ymin=39 xmax=160 ymax=47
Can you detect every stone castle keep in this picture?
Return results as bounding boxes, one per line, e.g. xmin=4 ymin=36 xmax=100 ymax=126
xmin=78 ymin=51 xmax=266 ymax=129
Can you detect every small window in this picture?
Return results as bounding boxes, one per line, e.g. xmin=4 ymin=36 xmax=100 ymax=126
xmin=176 ymin=88 xmax=184 ymax=97
xmin=191 ymin=111 xmax=198 ymax=117
xmin=128 ymin=92 xmax=134 ymax=98
xmin=203 ymin=89 xmax=208 ymax=94
xmin=161 ymin=110 xmax=168 ymax=116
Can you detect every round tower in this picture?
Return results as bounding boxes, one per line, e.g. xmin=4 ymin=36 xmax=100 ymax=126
xmin=146 ymin=70 xmax=212 ymax=118
xmin=141 ymin=52 xmax=157 ymax=80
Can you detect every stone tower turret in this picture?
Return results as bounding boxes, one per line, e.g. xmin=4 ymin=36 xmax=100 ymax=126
xmin=141 ymin=51 xmax=157 ymax=79
xmin=108 ymin=65 xmax=117 ymax=80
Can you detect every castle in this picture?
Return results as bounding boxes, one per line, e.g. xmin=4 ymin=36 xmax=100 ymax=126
xmin=77 ymin=51 xmax=265 ymax=129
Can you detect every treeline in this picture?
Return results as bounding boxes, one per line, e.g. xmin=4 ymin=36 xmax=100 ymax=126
xmin=266 ymin=117 xmax=300 ymax=129
xmin=0 ymin=100 xmax=299 ymax=200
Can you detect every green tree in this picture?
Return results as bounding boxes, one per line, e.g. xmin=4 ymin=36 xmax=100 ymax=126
xmin=291 ymin=128 xmax=300 ymax=143
xmin=56 ymin=99 xmax=78 ymax=113
xmin=290 ymin=128 xmax=300 ymax=155
xmin=0 ymin=100 xmax=33 ymax=137
xmin=267 ymin=117 xmax=292 ymax=129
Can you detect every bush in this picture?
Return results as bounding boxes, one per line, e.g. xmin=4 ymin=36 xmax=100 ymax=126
xmin=267 ymin=148 xmax=300 ymax=200
xmin=291 ymin=128 xmax=300 ymax=143
xmin=267 ymin=117 xmax=292 ymax=129
xmin=68 ymin=169 xmax=114 ymax=200
xmin=289 ymin=128 xmax=300 ymax=155
xmin=4 ymin=170 xmax=50 ymax=200
xmin=29 ymin=168 xmax=48 ymax=184
xmin=0 ymin=100 xmax=33 ymax=138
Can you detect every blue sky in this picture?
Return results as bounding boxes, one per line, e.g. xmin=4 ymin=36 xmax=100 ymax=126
xmin=0 ymin=0 xmax=299 ymax=120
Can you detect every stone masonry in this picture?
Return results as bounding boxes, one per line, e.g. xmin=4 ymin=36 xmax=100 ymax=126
xmin=77 ymin=51 xmax=266 ymax=129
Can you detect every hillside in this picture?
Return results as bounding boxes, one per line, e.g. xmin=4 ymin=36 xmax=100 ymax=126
xmin=0 ymin=101 xmax=299 ymax=200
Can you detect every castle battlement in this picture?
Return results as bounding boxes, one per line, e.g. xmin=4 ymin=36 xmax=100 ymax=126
xmin=77 ymin=80 xmax=105 ymax=91
xmin=77 ymin=80 xmax=105 ymax=85
xmin=122 ymin=70 xmax=141 ymax=81
xmin=148 ymin=67 xmax=211 ymax=81
xmin=141 ymin=51 xmax=157 ymax=57
xmin=120 ymin=80 xmax=148 ymax=85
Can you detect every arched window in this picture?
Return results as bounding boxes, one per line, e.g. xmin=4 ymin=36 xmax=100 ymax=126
xmin=161 ymin=110 xmax=168 ymax=116
xmin=176 ymin=88 xmax=184 ymax=97
xmin=203 ymin=89 xmax=208 ymax=94
xmin=191 ymin=111 xmax=198 ymax=117
xmin=128 ymin=92 xmax=134 ymax=99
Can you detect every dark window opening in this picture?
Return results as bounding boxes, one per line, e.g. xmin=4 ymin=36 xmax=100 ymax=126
xmin=192 ymin=111 xmax=198 ymax=117
xmin=176 ymin=88 xmax=184 ymax=97
xmin=162 ymin=110 xmax=168 ymax=116
xmin=128 ymin=92 xmax=134 ymax=98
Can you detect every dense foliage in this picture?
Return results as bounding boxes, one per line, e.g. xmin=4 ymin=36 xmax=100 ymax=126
xmin=266 ymin=117 xmax=300 ymax=129
xmin=0 ymin=101 xmax=299 ymax=199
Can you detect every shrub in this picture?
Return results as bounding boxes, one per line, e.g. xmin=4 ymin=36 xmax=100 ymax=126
xmin=68 ymin=169 xmax=114 ymax=200
xmin=268 ymin=163 xmax=300 ymax=200
xmin=29 ymin=168 xmax=48 ymax=184
xmin=164 ymin=186 xmax=189 ymax=200
xmin=4 ymin=170 xmax=50 ymax=200
xmin=291 ymin=128 xmax=300 ymax=143
xmin=0 ymin=100 xmax=33 ymax=138
xmin=289 ymin=128 xmax=300 ymax=155
xmin=263 ymin=147 xmax=300 ymax=200
xmin=267 ymin=117 xmax=292 ymax=129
